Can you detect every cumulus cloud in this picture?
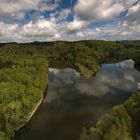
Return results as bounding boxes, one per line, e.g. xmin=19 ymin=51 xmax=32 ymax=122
xmin=76 ymin=32 xmax=85 ymax=38
xmin=0 ymin=22 xmax=18 ymax=35
xmin=0 ymin=0 xmax=58 ymax=20
xmin=74 ymin=0 xmax=125 ymax=21
xmin=0 ymin=17 xmax=60 ymax=42
xmin=0 ymin=0 xmax=139 ymax=42
xmin=38 ymin=1 xmax=58 ymax=12
xmin=119 ymin=1 xmax=140 ymax=38
xmin=0 ymin=22 xmax=20 ymax=42
xmin=0 ymin=18 xmax=139 ymax=42
xmin=56 ymin=9 xmax=71 ymax=21
xmin=67 ymin=19 xmax=88 ymax=33
xmin=127 ymin=1 xmax=140 ymax=23
xmin=22 ymin=18 xmax=57 ymax=37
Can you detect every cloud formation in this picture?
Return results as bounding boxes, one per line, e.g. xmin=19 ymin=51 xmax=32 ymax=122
xmin=76 ymin=59 xmax=140 ymax=96
xmin=74 ymin=0 xmax=125 ymax=21
xmin=0 ymin=0 xmax=139 ymax=42
xmin=0 ymin=0 xmax=58 ymax=20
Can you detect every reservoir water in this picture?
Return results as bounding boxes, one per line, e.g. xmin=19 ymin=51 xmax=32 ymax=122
xmin=15 ymin=60 xmax=140 ymax=140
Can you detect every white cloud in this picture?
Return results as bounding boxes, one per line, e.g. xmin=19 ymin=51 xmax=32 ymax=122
xmin=21 ymin=17 xmax=60 ymax=40
xmin=0 ymin=0 xmax=139 ymax=42
xmin=119 ymin=1 xmax=140 ymax=38
xmin=74 ymin=0 xmax=125 ymax=21
xmin=0 ymin=17 xmax=139 ymax=43
xmin=38 ymin=1 xmax=58 ymax=12
xmin=0 ymin=17 xmax=60 ymax=42
xmin=77 ymin=32 xmax=85 ymax=38
xmin=0 ymin=0 xmax=37 ymax=19
xmin=129 ymin=3 xmax=140 ymax=13
xmin=0 ymin=0 xmax=58 ymax=20
xmin=95 ymin=28 xmax=101 ymax=32
xmin=0 ymin=22 xmax=18 ymax=35
xmin=57 ymin=9 xmax=71 ymax=21
xmin=127 ymin=1 xmax=140 ymax=22
xmin=0 ymin=22 xmax=20 ymax=42
xmin=67 ymin=18 xmax=88 ymax=33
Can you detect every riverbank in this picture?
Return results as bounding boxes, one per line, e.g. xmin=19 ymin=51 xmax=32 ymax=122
xmin=15 ymin=97 xmax=43 ymax=131
xmin=0 ymin=41 xmax=139 ymax=140
xmin=14 ymin=85 xmax=48 ymax=135
xmin=0 ymin=45 xmax=49 ymax=140
xmin=80 ymin=90 xmax=140 ymax=140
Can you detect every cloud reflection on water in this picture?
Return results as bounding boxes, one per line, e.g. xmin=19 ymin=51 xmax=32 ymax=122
xmin=76 ymin=59 xmax=140 ymax=96
xmin=46 ymin=60 xmax=140 ymax=102
xmin=17 ymin=60 xmax=140 ymax=140
xmin=45 ymin=68 xmax=80 ymax=103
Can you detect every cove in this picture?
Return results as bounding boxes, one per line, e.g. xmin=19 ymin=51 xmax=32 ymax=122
xmin=15 ymin=60 xmax=140 ymax=140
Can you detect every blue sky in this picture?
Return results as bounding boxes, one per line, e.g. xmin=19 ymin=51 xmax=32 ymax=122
xmin=0 ymin=0 xmax=139 ymax=42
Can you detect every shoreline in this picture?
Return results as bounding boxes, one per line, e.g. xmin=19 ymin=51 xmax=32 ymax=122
xmin=14 ymin=85 xmax=48 ymax=139
xmin=15 ymin=97 xmax=43 ymax=132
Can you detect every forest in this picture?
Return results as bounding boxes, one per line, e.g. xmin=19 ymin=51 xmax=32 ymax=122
xmin=0 ymin=40 xmax=140 ymax=140
xmin=19 ymin=40 xmax=140 ymax=76
xmin=0 ymin=44 xmax=48 ymax=140
xmin=80 ymin=91 xmax=140 ymax=140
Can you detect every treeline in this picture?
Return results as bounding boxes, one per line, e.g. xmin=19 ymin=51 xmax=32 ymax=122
xmin=18 ymin=40 xmax=140 ymax=140
xmin=80 ymin=91 xmax=140 ymax=140
xmin=20 ymin=40 xmax=140 ymax=76
xmin=0 ymin=44 xmax=48 ymax=140
xmin=0 ymin=40 xmax=140 ymax=140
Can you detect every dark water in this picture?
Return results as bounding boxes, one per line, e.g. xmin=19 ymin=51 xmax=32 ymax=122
xmin=15 ymin=60 xmax=140 ymax=140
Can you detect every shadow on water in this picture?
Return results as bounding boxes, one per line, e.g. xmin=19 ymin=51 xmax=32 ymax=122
xmin=15 ymin=60 xmax=140 ymax=140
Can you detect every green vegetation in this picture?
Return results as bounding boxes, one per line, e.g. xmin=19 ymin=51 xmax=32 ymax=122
xmin=0 ymin=44 xmax=48 ymax=140
xmin=0 ymin=40 xmax=140 ymax=140
xmin=21 ymin=40 xmax=140 ymax=76
xmin=80 ymin=91 xmax=140 ymax=140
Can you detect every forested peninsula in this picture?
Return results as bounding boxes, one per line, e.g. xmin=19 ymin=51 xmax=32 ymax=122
xmin=0 ymin=40 xmax=140 ymax=140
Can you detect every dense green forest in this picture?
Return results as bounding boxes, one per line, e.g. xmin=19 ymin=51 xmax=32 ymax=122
xmin=20 ymin=40 xmax=140 ymax=76
xmin=0 ymin=40 xmax=140 ymax=140
xmin=0 ymin=44 xmax=48 ymax=140
xmin=80 ymin=91 xmax=140 ymax=140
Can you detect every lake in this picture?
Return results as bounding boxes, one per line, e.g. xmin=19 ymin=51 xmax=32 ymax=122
xmin=15 ymin=60 xmax=140 ymax=140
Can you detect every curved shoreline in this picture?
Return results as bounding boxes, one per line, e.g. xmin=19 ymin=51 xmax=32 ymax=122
xmin=13 ymin=85 xmax=48 ymax=139
xmin=14 ymin=60 xmax=138 ymax=133
xmin=15 ymin=97 xmax=43 ymax=132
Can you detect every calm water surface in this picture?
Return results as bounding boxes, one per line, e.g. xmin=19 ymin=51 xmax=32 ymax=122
xmin=15 ymin=60 xmax=140 ymax=140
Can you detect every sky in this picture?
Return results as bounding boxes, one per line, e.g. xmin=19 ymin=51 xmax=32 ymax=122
xmin=0 ymin=0 xmax=139 ymax=42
